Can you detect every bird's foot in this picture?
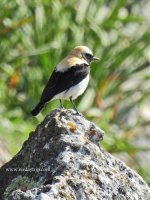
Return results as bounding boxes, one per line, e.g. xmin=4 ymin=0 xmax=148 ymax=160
xmin=59 ymin=105 xmax=65 ymax=109
xmin=73 ymin=109 xmax=82 ymax=116
xmin=59 ymin=99 xmax=64 ymax=109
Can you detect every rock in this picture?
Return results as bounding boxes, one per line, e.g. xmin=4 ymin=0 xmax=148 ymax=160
xmin=0 ymin=109 xmax=149 ymax=200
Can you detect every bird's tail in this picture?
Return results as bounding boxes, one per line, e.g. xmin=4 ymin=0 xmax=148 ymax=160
xmin=31 ymin=102 xmax=45 ymax=116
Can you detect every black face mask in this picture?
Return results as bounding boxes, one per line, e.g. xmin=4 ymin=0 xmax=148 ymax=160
xmin=82 ymin=53 xmax=93 ymax=63
xmin=82 ymin=53 xmax=99 ymax=63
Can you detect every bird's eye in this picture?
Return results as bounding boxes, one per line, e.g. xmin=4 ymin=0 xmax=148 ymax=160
xmin=82 ymin=53 xmax=93 ymax=60
xmin=84 ymin=53 xmax=93 ymax=59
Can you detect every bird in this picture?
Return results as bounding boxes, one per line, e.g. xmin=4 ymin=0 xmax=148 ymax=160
xmin=31 ymin=45 xmax=99 ymax=116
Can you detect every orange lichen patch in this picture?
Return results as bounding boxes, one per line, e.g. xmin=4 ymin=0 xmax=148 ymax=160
xmin=89 ymin=128 xmax=97 ymax=136
xmin=89 ymin=187 xmax=94 ymax=194
xmin=83 ymin=136 xmax=89 ymax=142
xmin=67 ymin=121 xmax=77 ymax=133
xmin=64 ymin=171 xmax=71 ymax=177
xmin=115 ymin=174 xmax=129 ymax=186
xmin=8 ymin=71 xmax=20 ymax=89
xmin=83 ymin=171 xmax=91 ymax=179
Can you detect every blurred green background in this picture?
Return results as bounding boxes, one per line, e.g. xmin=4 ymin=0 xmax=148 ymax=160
xmin=0 ymin=0 xmax=150 ymax=184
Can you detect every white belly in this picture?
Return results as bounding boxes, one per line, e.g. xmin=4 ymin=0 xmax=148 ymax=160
xmin=53 ymin=75 xmax=89 ymax=100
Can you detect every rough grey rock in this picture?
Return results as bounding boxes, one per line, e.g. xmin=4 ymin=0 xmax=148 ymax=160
xmin=0 ymin=109 xmax=150 ymax=200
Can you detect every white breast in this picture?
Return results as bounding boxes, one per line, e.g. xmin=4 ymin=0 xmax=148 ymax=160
xmin=53 ymin=75 xmax=89 ymax=100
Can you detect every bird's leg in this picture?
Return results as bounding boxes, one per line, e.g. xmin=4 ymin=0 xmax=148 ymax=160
xmin=59 ymin=99 xmax=64 ymax=109
xmin=69 ymin=96 xmax=79 ymax=114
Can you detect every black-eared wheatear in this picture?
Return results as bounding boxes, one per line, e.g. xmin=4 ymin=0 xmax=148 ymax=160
xmin=31 ymin=46 xmax=99 ymax=116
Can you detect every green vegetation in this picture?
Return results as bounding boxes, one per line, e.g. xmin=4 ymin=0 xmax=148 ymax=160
xmin=0 ymin=0 xmax=150 ymax=184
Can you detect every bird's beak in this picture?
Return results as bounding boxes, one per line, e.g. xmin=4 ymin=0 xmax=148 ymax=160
xmin=93 ymin=56 xmax=100 ymax=61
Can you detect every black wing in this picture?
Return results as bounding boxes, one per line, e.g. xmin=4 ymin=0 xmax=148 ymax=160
xmin=39 ymin=63 xmax=89 ymax=104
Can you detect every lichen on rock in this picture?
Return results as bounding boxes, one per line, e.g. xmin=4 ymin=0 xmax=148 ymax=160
xmin=0 ymin=109 xmax=150 ymax=200
xmin=4 ymin=175 xmax=39 ymax=199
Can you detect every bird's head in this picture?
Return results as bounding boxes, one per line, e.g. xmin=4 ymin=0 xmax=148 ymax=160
xmin=70 ymin=46 xmax=99 ymax=64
